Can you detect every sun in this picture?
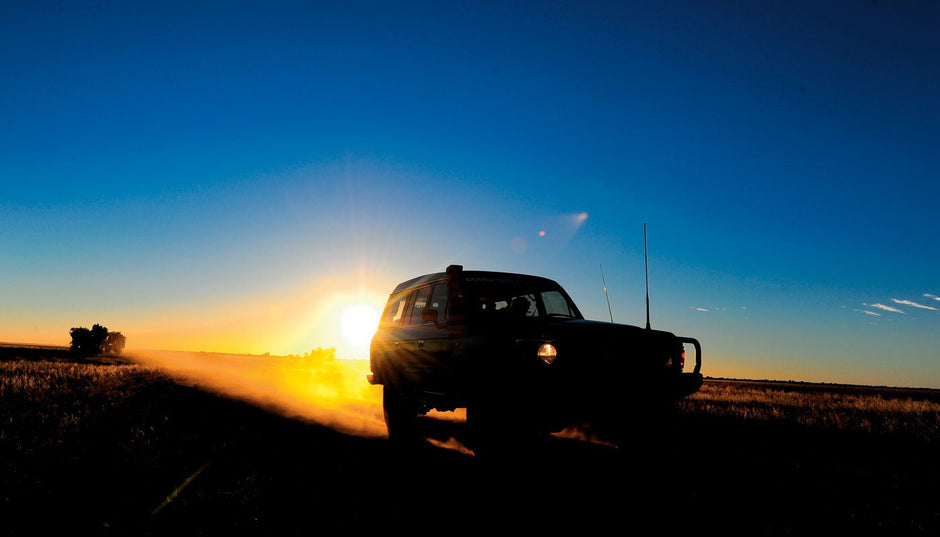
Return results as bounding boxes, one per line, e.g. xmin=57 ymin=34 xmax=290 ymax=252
xmin=340 ymin=304 xmax=380 ymax=349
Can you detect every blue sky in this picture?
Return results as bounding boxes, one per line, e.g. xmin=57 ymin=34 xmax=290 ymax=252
xmin=2 ymin=1 xmax=939 ymax=387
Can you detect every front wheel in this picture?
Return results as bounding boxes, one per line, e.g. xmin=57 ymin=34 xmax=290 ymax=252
xmin=383 ymin=385 xmax=419 ymax=445
xmin=467 ymin=398 xmax=541 ymax=462
xmin=592 ymin=398 xmax=678 ymax=451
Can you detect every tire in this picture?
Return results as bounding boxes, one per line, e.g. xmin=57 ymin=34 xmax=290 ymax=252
xmin=467 ymin=402 xmax=505 ymax=462
xmin=467 ymin=397 xmax=540 ymax=463
xmin=383 ymin=385 xmax=419 ymax=445
xmin=596 ymin=398 xmax=676 ymax=452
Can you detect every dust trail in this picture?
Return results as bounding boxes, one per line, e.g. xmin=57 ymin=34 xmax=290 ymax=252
xmin=127 ymin=350 xmax=607 ymax=452
xmin=129 ymin=350 xmax=387 ymax=438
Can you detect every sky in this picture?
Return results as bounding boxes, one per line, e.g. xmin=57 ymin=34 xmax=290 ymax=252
xmin=2 ymin=1 xmax=939 ymax=388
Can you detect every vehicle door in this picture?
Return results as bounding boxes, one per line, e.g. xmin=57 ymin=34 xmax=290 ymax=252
xmin=396 ymin=282 xmax=455 ymax=395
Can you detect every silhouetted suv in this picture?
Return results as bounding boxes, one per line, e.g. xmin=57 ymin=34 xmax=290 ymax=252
xmin=368 ymin=265 xmax=703 ymax=449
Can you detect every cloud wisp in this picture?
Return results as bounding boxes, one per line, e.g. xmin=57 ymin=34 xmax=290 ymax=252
xmin=891 ymin=298 xmax=939 ymax=311
xmin=865 ymin=303 xmax=905 ymax=314
xmin=692 ymin=306 xmax=736 ymax=313
xmin=859 ymin=294 xmax=940 ymax=320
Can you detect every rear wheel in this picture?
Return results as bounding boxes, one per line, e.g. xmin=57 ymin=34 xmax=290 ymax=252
xmin=383 ymin=385 xmax=419 ymax=445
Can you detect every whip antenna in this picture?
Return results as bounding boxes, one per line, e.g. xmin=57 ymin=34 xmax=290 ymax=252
xmin=644 ymin=222 xmax=651 ymax=330
xmin=600 ymin=264 xmax=614 ymax=323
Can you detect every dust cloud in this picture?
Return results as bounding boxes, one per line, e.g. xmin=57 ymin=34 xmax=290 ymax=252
xmin=129 ymin=350 xmax=388 ymax=438
xmin=126 ymin=350 xmax=606 ymax=453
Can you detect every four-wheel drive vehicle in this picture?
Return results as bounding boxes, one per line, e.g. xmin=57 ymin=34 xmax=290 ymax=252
xmin=368 ymin=265 xmax=702 ymax=446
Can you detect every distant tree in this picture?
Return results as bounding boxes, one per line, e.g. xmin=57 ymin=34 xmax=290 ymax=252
xmin=69 ymin=324 xmax=126 ymax=358
xmin=69 ymin=327 xmax=96 ymax=358
xmin=103 ymin=332 xmax=126 ymax=355
xmin=90 ymin=323 xmax=107 ymax=349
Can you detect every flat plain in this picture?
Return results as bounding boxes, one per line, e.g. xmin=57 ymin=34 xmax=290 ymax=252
xmin=1 ymin=345 xmax=938 ymax=536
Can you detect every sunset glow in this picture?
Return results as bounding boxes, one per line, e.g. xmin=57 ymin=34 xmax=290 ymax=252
xmin=340 ymin=304 xmax=379 ymax=352
xmin=2 ymin=2 xmax=940 ymax=388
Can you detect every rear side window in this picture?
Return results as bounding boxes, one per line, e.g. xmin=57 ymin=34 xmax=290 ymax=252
xmin=380 ymin=291 xmax=410 ymax=328
xmin=429 ymin=284 xmax=448 ymax=323
xmin=410 ymin=287 xmax=433 ymax=325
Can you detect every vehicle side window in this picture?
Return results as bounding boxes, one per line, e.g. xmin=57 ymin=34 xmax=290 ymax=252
xmin=509 ymin=294 xmax=538 ymax=317
xmin=480 ymin=293 xmax=538 ymax=317
xmin=410 ymin=286 xmax=433 ymax=325
xmin=381 ymin=291 xmax=410 ymax=328
xmin=429 ymin=284 xmax=448 ymax=322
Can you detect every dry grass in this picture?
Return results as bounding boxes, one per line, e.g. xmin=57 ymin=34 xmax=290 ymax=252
xmin=0 ymin=360 xmax=171 ymax=452
xmin=681 ymin=379 xmax=940 ymax=442
xmin=2 ymin=352 xmax=939 ymax=535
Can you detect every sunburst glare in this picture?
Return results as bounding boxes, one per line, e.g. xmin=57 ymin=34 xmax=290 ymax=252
xmin=340 ymin=304 xmax=380 ymax=352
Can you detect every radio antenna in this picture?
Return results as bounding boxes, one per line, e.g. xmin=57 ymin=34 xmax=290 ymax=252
xmin=644 ymin=222 xmax=651 ymax=330
xmin=600 ymin=264 xmax=614 ymax=323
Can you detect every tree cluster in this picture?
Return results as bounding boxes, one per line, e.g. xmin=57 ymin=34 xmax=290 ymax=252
xmin=69 ymin=324 xmax=126 ymax=358
xmin=286 ymin=347 xmax=336 ymax=362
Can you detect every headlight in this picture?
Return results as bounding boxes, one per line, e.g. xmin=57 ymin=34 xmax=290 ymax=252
xmin=537 ymin=343 xmax=557 ymax=365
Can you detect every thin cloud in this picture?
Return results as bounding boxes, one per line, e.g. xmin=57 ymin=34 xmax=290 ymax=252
xmin=866 ymin=303 xmax=905 ymax=314
xmin=860 ymin=310 xmax=882 ymax=317
xmin=925 ymin=293 xmax=940 ymax=302
xmin=696 ymin=307 xmax=709 ymax=312
xmin=891 ymin=298 xmax=938 ymax=311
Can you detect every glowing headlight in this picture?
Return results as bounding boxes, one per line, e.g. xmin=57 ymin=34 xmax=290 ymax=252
xmin=537 ymin=343 xmax=558 ymax=365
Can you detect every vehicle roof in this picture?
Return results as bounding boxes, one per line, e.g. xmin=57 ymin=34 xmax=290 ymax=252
xmin=391 ymin=269 xmax=561 ymax=294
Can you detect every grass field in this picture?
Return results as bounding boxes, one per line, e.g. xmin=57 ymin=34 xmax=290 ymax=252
xmin=1 ymin=346 xmax=938 ymax=535
xmin=684 ymin=379 xmax=940 ymax=441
